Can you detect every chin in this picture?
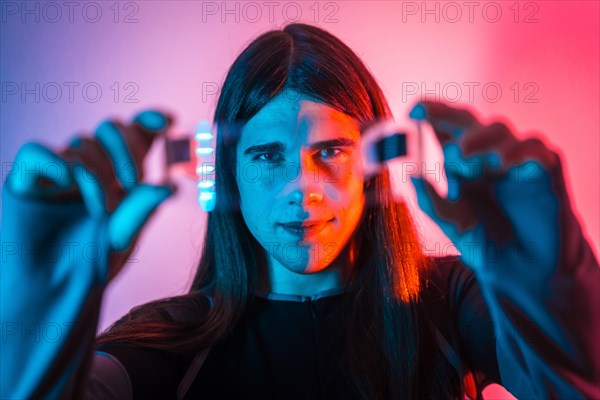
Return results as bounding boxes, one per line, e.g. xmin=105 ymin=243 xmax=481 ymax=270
xmin=275 ymin=242 xmax=339 ymax=274
xmin=276 ymin=256 xmax=331 ymax=275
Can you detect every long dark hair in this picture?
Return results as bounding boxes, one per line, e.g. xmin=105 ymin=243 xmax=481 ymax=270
xmin=97 ymin=23 xmax=465 ymax=399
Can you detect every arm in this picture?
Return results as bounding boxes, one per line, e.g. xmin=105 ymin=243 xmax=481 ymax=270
xmin=476 ymin=159 xmax=599 ymax=398
xmin=410 ymin=101 xmax=600 ymax=399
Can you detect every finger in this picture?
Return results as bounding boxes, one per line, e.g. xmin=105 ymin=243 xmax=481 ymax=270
xmin=131 ymin=110 xmax=175 ymax=172
xmin=409 ymin=102 xmax=483 ymax=202
xmin=460 ymin=122 xmax=524 ymax=183
xmin=62 ymin=136 xmax=127 ymax=213
xmin=409 ymin=101 xmax=481 ymax=144
xmin=419 ymin=101 xmax=480 ymax=128
xmin=461 ymin=122 xmax=519 ymax=158
xmin=7 ymin=142 xmax=73 ymax=197
xmin=108 ymin=183 xmax=175 ymax=251
xmin=464 ymin=130 xmax=557 ymax=176
xmin=410 ymin=176 xmax=478 ymax=239
xmin=494 ymin=160 xmax=558 ymax=256
xmin=95 ymin=111 xmax=175 ymax=191
xmin=439 ymin=140 xmax=493 ymax=201
xmin=133 ymin=109 xmax=173 ymax=133
xmin=73 ymin=163 xmax=106 ymax=219
xmin=95 ymin=121 xmax=138 ymax=191
xmin=441 ymin=142 xmax=466 ymax=201
xmin=431 ymin=121 xmax=513 ymax=199
xmin=502 ymin=137 xmax=559 ymax=171
xmin=438 ymin=122 xmax=524 ymax=199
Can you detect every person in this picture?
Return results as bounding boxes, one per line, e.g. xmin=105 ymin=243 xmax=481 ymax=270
xmin=2 ymin=23 xmax=598 ymax=400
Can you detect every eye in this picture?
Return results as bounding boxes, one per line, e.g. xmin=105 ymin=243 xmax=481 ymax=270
xmin=317 ymin=148 xmax=345 ymax=161
xmin=252 ymin=152 xmax=284 ymax=163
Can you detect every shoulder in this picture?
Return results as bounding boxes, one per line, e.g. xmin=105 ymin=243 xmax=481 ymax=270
xmin=96 ymin=342 xmax=190 ymax=400
xmin=420 ymin=255 xmax=490 ymax=339
xmin=422 ymin=255 xmax=479 ymax=305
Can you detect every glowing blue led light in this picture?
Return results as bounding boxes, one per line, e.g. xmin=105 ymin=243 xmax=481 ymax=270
xmin=195 ymin=119 xmax=217 ymax=212
xmin=195 ymin=132 xmax=213 ymax=141
xmin=196 ymin=147 xmax=214 ymax=155
xmin=197 ymin=180 xmax=216 ymax=189
xmin=198 ymin=192 xmax=216 ymax=212
xmin=199 ymin=192 xmax=215 ymax=200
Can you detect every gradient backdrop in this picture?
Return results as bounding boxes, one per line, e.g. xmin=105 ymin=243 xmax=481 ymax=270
xmin=2 ymin=1 xmax=598 ymax=398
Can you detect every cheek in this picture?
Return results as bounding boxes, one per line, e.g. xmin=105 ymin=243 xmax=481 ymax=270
xmin=327 ymin=163 xmax=365 ymax=207
xmin=237 ymin=166 xmax=278 ymax=239
xmin=342 ymin=171 xmax=365 ymax=215
xmin=339 ymin=182 xmax=364 ymax=228
xmin=325 ymin=167 xmax=365 ymax=235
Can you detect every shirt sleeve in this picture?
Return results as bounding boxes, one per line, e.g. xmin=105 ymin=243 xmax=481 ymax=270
xmin=93 ymin=342 xmax=187 ymax=399
xmin=82 ymin=352 xmax=133 ymax=400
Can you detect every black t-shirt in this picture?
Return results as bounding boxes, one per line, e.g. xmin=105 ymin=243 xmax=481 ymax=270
xmin=95 ymin=256 xmax=501 ymax=399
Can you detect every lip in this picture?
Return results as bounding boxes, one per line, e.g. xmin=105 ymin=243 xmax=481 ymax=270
xmin=278 ymin=219 xmax=334 ymax=238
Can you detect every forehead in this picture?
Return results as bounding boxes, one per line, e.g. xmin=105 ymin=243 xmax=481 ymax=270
xmin=239 ymin=91 xmax=361 ymax=145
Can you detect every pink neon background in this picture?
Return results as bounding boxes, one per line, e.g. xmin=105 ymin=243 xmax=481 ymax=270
xmin=1 ymin=2 xmax=598 ymax=398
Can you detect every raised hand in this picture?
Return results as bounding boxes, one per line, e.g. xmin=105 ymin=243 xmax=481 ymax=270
xmin=407 ymin=101 xmax=600 ymax=399
xmin=408 ymin=101 xmax=565 ymax=273
xmin=5 ymin=110 xmax=177 ymax=280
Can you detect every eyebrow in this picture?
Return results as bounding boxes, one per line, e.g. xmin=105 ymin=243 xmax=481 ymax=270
xmin=243 ymin=137 xmax=356 ymax=155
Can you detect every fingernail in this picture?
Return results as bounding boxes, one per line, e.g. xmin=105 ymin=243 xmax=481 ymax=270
xmin=135 ymin=110 xmax=168 ymax=132
xmin=409 ymin=103 xmax=427 ymax=121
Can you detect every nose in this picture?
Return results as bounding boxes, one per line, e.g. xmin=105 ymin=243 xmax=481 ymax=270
xmin=289 ymin=190 xmax=324 ymax=205
xmin=285 ymin=155 xmax=325 ymax=206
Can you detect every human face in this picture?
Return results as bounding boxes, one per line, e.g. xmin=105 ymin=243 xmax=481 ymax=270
xmin=236 ymin=89 xmax=365 ymax=277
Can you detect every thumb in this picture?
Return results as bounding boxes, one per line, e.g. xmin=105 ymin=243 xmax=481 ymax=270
xmin=411 ymin=176 xmax=443 ymax=220
xmin=410 ymin=176 xmax=464 ymax=242
xmin=108 ymin=183 xmax=176 ymax=251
